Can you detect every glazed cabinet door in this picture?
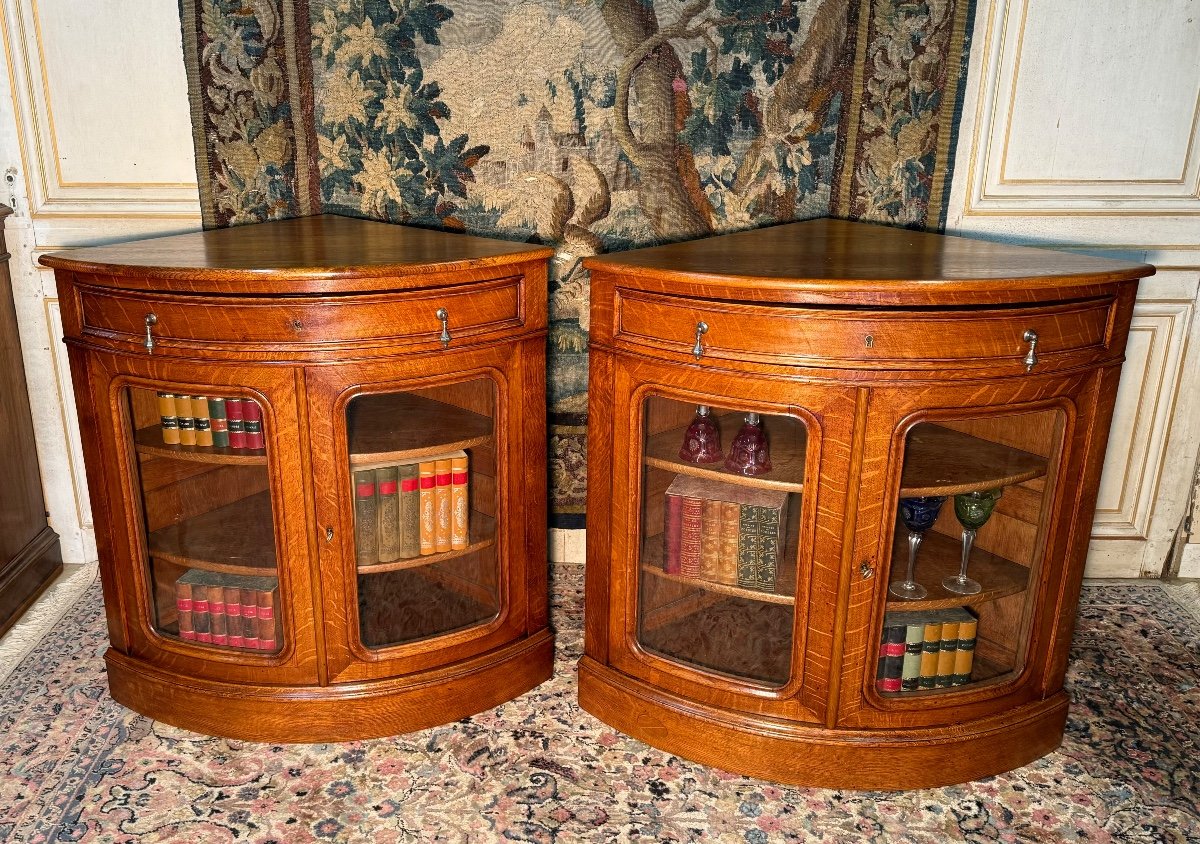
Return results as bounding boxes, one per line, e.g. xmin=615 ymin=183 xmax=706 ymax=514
xmin=602 ymin=355 xmax=856 ymax=722
xmin=75 ymin=353 xmax=319 ymax=684
xmin=838 ymin=367 xmax=1117 ymax=729
xmin=306 ymin=339 xmax=545 ymax=683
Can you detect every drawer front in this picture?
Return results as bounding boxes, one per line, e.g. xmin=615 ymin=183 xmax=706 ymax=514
xmin=615 ymin=290 xmax=1115 ymax=369
xmin=78 ymin=277 xmax=524 ymax=351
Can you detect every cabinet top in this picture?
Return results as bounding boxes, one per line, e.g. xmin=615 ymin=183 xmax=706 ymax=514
xmin=40 ymin=214 xmax=554 ymax=294
xmin=583 ymin=219 xmax=1153 ymax=305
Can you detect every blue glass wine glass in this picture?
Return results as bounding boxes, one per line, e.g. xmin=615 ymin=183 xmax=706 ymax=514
xmin=890 ymin=496 xmax=946 ymax=600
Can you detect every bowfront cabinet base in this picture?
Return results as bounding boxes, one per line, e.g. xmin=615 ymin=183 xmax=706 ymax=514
xmin=107 ymin=631 xmax=553 ymax=743
xmin=578 ymin=658 xmax=1067 ymax=790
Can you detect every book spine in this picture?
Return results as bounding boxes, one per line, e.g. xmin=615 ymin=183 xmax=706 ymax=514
xmin=224 ymin=585 xmax=244 ymax=649
xmin=226 ymin=398 xmax=246 ymax=449
xmin=434 ymin=458 xmax=452 ymax=553
xmin=208 ymin=397 xmax=229 ymax=448
xmin=192 ymin=582 xmax=211 ymax=644
xmin=736 ymin=504 xmax=761 ymax=589
xmin=243 ymin=400 xmax=264 ymax=450
xmin=876 ymin=624 xmax=906 ymax=693
xmin=901 ymin=622 xmax=925 ymax=691
xmin=158 ymin=392 xmax=180 ymax=445
xmin=398 ymin=464 xmax=420 ymax=559
xmin=240 ymin=587 xmax=259 ymax=651
xmin=918 ymin=621 xmax=943 ymax=689
xmin=209 ymin=586 xmax=228 ymax=647
xmin=756 ymin=503 xmax=781 ymax=592
xmin=175 ymin=577 xmax=194 ymax=641
xmin=419 ymin=462 xmax=436 ymax=555
xmin=177 ymin=395 xmax=197 ymax=446
xmin=679 ymin=494 xmax=704 ymax=577
xmin=451 ymin=455 xmax=469 ymax=550
xmin=952 ymin=615 xmax=978 ymax=686
xmin=935 ymin=621 xmax=962 ymax=688
xmin=192 ymin=395 xmax=213 ymax=447
xmin=699 ymin=497 xmax=723 ymax=581
xmin=257 ymin=584 xmax=278 ymax=652
xmin=376 ymin=466 xmax=400 ymax=563
xmin=353 ymin=469 xmax=378 ymax=565
xmin=662 ymin=492 xmax=683 ymax=575
xmin=717 ymin=500 xmax=741 ymax=585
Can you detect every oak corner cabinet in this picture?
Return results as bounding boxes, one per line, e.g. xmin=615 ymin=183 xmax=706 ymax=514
xmin=41 ymin=214 xmax=555 ymax=743
xmin=578 ymin=218 xmax=1154 ymax=790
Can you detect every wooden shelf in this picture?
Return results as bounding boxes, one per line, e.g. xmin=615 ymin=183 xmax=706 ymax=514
xmin=147 ymin=491 xmax=277 ymax=575
xmin=135 ymin=425 xmax=267 ymax=465
xmin=645 ymin=412 xmax=807 ymax=492
xmin=348 ymin=393 xmax=492 ymax=468
xmin=884 ymin=526 xmax=1028 ymax=611
xmin=356 ymin=512 xmax=497 ymax=574
xmin=900 ymin=424 xmax=1047 ymax=497
xmin=639 ymin=531 xmax=797 ymax=606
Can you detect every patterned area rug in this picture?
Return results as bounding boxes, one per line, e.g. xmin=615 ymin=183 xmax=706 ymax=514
xmin=178 ymin=0 xmax=977 ymax=523
xmin=3 ymin=570 xmax=1197 ymax=843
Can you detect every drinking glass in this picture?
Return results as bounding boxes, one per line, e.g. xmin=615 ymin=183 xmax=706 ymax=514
xmin=889 ymin=496 xmax=946 ymax=600
xmin=943 ymin=489 xmax=1002 ymax=595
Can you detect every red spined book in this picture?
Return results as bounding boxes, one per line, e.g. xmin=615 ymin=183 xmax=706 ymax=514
xmin=224 ymin=584 xmax=244 ymax=648
xmin=175 ymin=576 xmax=195 ymax=641
xmin=242 ymin=400 xmax=265 ymax=450
xmin=434 ymin=458 xmax=453 ymax=553
xmin=208 ymin=582 xmax=228 ymax=646
xmin=240 ymin=586 xmax=259 ymax=651
xmin=226 ymin=398 xmax=246 ymax=449
xmin=257 ymin=584 xmax=278 ymax=652
xmin=192 ymin=579 xmax=211 ymax=643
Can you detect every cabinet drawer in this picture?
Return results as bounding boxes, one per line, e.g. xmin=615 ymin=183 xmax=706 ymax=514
xmin=615 ymin=290 xmax=1115 ymax=369
xmin=78 ymin=277 xmax=524 ymax=351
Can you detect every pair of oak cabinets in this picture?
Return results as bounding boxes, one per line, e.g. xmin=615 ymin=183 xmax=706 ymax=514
xmin=44 ymin=215 xmax=1152 ymax=789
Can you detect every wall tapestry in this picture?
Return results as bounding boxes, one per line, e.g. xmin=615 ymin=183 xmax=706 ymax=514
xmin=180 ymin=0 xmax=977 ymax=526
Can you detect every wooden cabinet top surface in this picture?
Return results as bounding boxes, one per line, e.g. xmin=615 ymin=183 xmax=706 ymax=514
xmin=583 ymin=218 xmax=1154 ymax=306
xmin=40 ymin=214 xmax=554 ymax=295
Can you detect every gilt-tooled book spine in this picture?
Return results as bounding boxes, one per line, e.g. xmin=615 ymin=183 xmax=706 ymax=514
xmin=191 ymin=579 xmax=211 ymax=643
xmin=177 ymin=395 xmax=197 ymax=446
xmin=240 ymin=586 xmax=259 ymax=650
xmin=699 ymin=497 xmax=723 ymax=581
xmin=376 ymin=466 xmax=400 ymax=563
xmin=662 ymin=491 xmax=683 ymax=575
xmin=419 ymin=462 xmax=436 ymax=555
xmin=208 ymin=581 xmax=228 ymax=646
xmin=158 ymin=392 xmax=181 ymax=445
xmin=919 ymin=619 xmax=943 ymax=689
xmin=434 ymin=458 xmax=453 ymax=553
xmin=679 ymin=493 xmax=704 ymax=577
xmin=192 ymin=395 xmax=213 ymax=447
xmin=224 ymin=584 xmax=244 ymax=648
xmin=242 ymin=400 xmax=264 ymax=450
xmin=354 ymin=469 xmax=378 ymax=565
xmin=718 ymin=500 xmax=741 ymax=585
xmin=875 ymin=623 xmax=906 ymax=693
xmin=226 ymin=398 xmax=246 ymax=449
xmin=902 ymin=621 xmax=925 ymax=691
xmin=398 ymin=463 xmax=420 ymax=559
xmin=208 ymin=397 xmax=229 ymax=448
xmin=737 ymin=504 xmax=761 ymax=590
xmin=256 ymin=583 xmax=278 ymax=652
xmin=175 ymin=576 xmax=194 ymax=640
xmin=952 ymin=612 xmax=978 ymax=686
xmin=756 ymin=504 xmax=781 ymax=592
xmin=451 ymin=454 xmax=469 ymax=550
xmin=935 ymin=619 xmax=962 ymax=688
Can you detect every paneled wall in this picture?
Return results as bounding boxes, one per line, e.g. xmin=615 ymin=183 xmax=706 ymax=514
xmin=0 ymin=0 xmax=201 ymax=564
xmin=946 ymin=0 xmax=1200 ymax=578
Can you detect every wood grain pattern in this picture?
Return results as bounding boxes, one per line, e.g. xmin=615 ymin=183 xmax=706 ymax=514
xmin=50 ymin=216 xmax=553 ymax=741
xmin=580 ymin=218 xmax=1150 ymax=787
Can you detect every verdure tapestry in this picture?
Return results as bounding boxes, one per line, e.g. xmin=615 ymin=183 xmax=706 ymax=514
xmin=179 ymin=0 xmax=976 ymax=524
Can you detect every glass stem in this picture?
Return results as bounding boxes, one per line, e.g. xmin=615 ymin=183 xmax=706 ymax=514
xmin=904 ymin=530 xmax=923 ymax=584
xmin=959 ymin=528 xmax=976 ymax=581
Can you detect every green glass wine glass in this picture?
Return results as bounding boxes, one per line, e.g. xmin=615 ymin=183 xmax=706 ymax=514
xmin=943 ymin=489 xmax=1003 ymax=595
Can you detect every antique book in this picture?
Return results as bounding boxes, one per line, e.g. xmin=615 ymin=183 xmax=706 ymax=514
xmin=717 ymin=500 xmax=741 ymax=585
xmin=699 ymin=497 xmax=723 ymax=581
xmin=376 ymin=466 xmax=400 ymax=563
xmin=192 ymin=395 xmax=213 ymax=447
xmin=177 ymin=395 xmax=197 ymax=446
xmin=224 ymin=584 xmax=244 ymax=648
xmin=662 ymin=491 xmax=684 ymax=575
xmin=243 ymin=400 xmax=265 ymax=450
xmin=226 ymin=398 xmax=246 ymax=449
xmin=950 ymin=608 xmax=978 ymax=686
xmin=208 ymin=581 xmax=228 ymax=646
xmin=434 ymin=458 xmax=453 ymax=553
xmin=256 ymin=582 xmax=278 ymax=652
xmin=918 ymin=617 xmax=944 ymax=690
xmin=207 ymin=396 xmax=229 ymax=448
xmin=240 ymin=586 xmax=259 ymax=650
xmin=875 ymin=622 xmax=906 ymax=693
xmin=450 ymin=453 xmax=469 ymax=550
xmin=419 ymin=462 xmax=436 ymax=555
xmin=175 ymin=572 xmax=195 ymax=640
xmin=398 ymin=463 xmax=421 ymax=559
xmin=353 ymin=469 xmax=378 ymax=565
xmin=935 ymin=616 xmax=962 ymax=688
xmin=157 ymin=392 xmax=180 ymax=445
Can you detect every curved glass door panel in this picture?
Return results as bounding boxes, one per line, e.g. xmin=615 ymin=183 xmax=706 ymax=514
xmin=636 ymin=395 xmax=806 ymax=687
xmin=347 ymin=377 xmax=500 ymax=649
xmin=126 ymin=387 xmax=282 ymax=654
xmin=877 ymin=409 xmax=1064 ymax=696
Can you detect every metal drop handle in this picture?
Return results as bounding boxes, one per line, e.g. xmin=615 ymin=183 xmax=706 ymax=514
xmin=1022 ymin=329 xmax=1039 ymax=372
xmin=143 ymin=313 xmax=157 ymax=354
xmin=436 ymin=308 xmax=451 ymax=348
xmin=692 ymin=321 xmax=708 ymax=360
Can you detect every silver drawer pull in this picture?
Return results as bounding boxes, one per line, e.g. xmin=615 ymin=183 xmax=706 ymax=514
xmin=143 ymin=313 xmax=157 ymax=354
xmin=1022 ymin=329 xmax=1039 ymax=372
xmin=692 ymin=321 xmax=708 ymax=360
xmin=436 ymin=307 xmax=451 ymax=348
